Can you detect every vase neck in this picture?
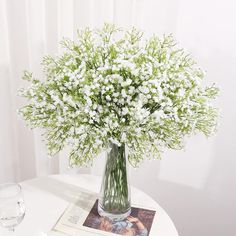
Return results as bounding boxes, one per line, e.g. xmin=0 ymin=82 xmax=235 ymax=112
xmin=108 ymin=141 xmax=125 ymax=150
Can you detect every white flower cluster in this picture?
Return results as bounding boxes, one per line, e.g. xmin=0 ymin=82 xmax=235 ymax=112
xmin=19 ymin=24 xmax=219 ymax=166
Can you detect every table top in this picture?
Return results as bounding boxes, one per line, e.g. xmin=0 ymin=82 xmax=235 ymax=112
xmin=0 ymin=174 xmax=178 ymax=236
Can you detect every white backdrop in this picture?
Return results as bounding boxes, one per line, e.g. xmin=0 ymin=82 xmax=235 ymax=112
xmin=0 ymin=0 xmax=236 ymax=235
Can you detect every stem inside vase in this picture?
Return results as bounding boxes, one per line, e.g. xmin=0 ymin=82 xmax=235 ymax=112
xmin=98 ymin=142 xmax=131 ymax=221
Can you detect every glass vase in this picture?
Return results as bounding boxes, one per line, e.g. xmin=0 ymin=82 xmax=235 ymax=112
xmin=98 ymin=142 xmax=131 ymax=221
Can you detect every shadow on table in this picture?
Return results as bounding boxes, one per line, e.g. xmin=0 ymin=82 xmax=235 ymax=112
xmin=23 ymin=176 xmax=98 ymax=212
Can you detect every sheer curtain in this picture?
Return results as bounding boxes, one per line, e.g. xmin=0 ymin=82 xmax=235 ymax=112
xmin=1 ymin=1 xmax=236 ymax=235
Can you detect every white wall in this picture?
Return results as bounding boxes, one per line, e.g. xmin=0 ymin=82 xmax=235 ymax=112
xmin=1 ymin=0 xmax=236 ymax=235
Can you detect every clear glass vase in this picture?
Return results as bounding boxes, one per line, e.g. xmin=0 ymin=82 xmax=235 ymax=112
xmin=98 ymin=142 xmax=131 ymax=221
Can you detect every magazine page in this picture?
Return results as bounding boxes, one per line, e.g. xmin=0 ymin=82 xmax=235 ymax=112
xmin=51 ymin=193 xmax=156 ymax=236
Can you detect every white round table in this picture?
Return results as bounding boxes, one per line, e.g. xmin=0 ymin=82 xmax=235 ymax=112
xmin=0 ymin=175 xmax=178 ymax=236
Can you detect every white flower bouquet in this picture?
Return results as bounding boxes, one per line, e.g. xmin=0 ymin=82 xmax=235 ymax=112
xmin=19 ymin=23 xmax=219 ymax=167
xmin=19 ymin=24 xmax=219 ymax=220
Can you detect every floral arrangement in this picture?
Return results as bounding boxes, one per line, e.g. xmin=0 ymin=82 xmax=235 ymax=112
xmin=19 ymin=24 xmax=219 ymax=167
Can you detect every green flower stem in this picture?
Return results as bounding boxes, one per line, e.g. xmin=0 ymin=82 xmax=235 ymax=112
xmin=101 ymin=143 xmax=130 ymax=214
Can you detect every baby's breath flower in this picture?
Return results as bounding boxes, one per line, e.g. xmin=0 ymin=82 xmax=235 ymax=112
xmin=19 ymin=23 xmax=219 ymax=167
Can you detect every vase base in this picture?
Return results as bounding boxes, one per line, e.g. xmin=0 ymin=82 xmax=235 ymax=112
xmin=98 ymin=204 xmax=131 ymax=221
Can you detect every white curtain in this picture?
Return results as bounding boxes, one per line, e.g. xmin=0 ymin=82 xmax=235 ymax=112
xmin=1 ymin=1 xmax=236 ymax=235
